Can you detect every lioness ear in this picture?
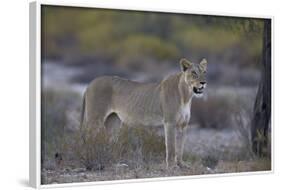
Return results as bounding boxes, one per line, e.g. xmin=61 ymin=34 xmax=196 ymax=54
xmin=180 ymin=58 xmax=193 ymax=72
xmin=199 ymin=58 xmax=208 ymax=71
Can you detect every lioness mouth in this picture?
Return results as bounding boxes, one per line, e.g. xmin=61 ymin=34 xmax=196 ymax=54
xmin=193 ymin=87 xmax=204 ymax=94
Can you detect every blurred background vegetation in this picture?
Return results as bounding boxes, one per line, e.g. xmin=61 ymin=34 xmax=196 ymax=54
xmin=42 ymin=6 xmax=263 ymax=69
xmin=40 ymin=5 xmax=270 ymax=184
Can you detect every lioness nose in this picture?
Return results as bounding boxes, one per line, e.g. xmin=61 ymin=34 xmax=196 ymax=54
xmin=200 ymin=81 xmax=206 ymax=85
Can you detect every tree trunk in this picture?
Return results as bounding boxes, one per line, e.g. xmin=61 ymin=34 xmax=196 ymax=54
xmin=251 ymin=19 xmax=271 ymax=156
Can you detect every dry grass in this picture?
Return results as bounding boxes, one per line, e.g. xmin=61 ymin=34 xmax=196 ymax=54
xmin=41 ymin=88 xmax=81 ymax=170
xmin=42 ymin=123 xmax=271 ymax=184
xmin=73 ymin=124 xmax=166 ymax=172
xmin=215 ymin=158 xmax=271 ymax=173
xmin=74 ymin=127 xmax=112 ymax=171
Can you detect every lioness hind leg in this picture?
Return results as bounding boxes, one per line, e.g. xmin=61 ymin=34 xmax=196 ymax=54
xmin=85 ymin=98 xmax=109 ymax=130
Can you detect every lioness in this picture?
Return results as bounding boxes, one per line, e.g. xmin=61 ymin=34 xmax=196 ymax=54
xmin=81 ymin=58 xmax=207 ymax=168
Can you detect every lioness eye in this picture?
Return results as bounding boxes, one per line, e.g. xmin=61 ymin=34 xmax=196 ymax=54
xmin=192 ymin=71 xmax=198 ymax=78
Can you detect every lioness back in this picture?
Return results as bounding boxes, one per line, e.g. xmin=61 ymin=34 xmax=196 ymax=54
xmin=86 ymin=76 xmax=163 ymax=126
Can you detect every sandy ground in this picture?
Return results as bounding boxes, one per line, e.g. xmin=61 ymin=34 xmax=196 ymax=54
xmin=42 ymin=158 xmax=270 ymax=184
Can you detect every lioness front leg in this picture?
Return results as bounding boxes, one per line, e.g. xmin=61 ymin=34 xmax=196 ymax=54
xmin=175 ymin=126 xmax=189 ymax=169
xmin=164 ymin=123 xmax=176 ymax=168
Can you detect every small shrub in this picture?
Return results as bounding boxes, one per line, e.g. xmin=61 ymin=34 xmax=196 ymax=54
xmin=232 ymin=94 xmax=271 ymax=160
xmin=114 ymin=126 xmax=166 ymax=165
xmin=41 ymin=88 xmax=81 ymax=168
xmin=191 ymin=95 xmax=234 ymax=129
xmin=233 ymin=108 xmax=254 ymax=160
xmin=74 ymin=127 xmax=112 ymax=171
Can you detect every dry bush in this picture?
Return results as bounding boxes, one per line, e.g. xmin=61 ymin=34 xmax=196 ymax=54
xmin=75 ymin=124 xmax=166 ymax=171
xmin=233 ymin=107 xmax=254 ymax=160
xmin=234 ymin=117 xmax=271 ymax=160
xmin=114 ymin=126 xmax=166 ymax=165
xmin=229 ymin=93 xmax=271 ymax=160
xmin=41 ymin=88 xmax=81 ymax=169
xmin=74 ymin=127 xmax=112 ymax=171
xmin=191 ymin=95 xmax=234 ymax=129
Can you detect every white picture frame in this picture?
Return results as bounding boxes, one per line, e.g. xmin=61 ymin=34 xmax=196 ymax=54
xmin=29 ymin=1 xmax=274 ymax=188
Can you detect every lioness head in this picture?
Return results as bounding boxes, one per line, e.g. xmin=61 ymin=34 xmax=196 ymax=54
xmin=180 ymin=58 xmax=208 ymax=97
